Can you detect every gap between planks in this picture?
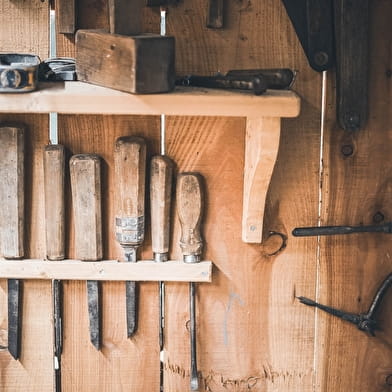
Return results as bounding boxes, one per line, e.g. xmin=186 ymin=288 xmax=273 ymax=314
xmin=0 ymin=259 xmax=212 ymax=282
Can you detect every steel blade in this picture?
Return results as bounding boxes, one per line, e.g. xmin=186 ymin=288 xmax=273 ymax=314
xmin=8 ymin=279 xmax=22 ymax=360
xmin=87 ymin=280 xmax=101 ymax=350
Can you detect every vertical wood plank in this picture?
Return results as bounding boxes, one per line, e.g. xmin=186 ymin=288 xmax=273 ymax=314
xmin=316 ymin=1 xmax=392 ymax=390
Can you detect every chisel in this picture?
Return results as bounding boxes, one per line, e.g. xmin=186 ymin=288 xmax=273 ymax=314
xmin=0 ymin=125 xmax=25 ymax=360
xmin=114 ymin=136 xmax=146 ymax=337
xmin=70 ymin=154 xmax=103 ymax=349
xmin=150 ymin=155 xmax=174 ymax=391
xmin=46 ymin=6 xmax=66 ymax=387
xmin=44 ymin=144 xmax=65 ymax=389
xmin=177 ymin=173 xmax=204 ymax=391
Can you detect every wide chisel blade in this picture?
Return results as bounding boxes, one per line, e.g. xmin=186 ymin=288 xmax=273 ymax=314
xmin=7 ymin=279 xmax=22 ymax=360
xmin=70 ymin=154 xmax=103 ymax=349
xmin=0 ymin=125 xmax=25 ymax=360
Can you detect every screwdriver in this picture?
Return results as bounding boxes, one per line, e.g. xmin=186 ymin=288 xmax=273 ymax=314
xmin=150 ymin=155 xmax=174 ymax=391
xmin=177 ymin=173 xmax=204 ymax=391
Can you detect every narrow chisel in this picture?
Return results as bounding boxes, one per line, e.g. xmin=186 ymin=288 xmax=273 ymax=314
xmin=70 ymin=154 xmax=103 ymax=349
xmin=0 ymin=125 xmax=25 ymax=360
xmin=177 ymin=173 xmax=204 ymax=391
xmin=44 ymin=144 xmax=65 ymax=389
xmin=114 ymin=136 xmax=146 ymax=337
xmin=46 ymin=6 xmax=65 ymax=388
xmin=150 ymin=155 xmax=174 ymax=390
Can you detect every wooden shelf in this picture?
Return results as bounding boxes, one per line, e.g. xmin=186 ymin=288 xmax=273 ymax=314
xmin=0 ymin=81 xmax=300 ymax=117
xmin=0 ymin=259 xmax=212 ymax=282
xmin=0 ymin=81 xmax=301 ymax=243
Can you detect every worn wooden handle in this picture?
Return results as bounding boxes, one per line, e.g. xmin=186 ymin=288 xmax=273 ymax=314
xmin=176 ymin=173 xmax=204 ymax=262
xmin=108 ymin=0 xmax=144 ymax=35
xmin=150 ymin=155 xmax=174 ymax=259
xmin=44 ymin=144 xmax=65 ymax=260
xmin=334 ymin=0 xmax=369 ymax=131
xmin=70 ymin=154 xmax=102 ymax=261
xmin=0 ymin=125 xmax=24 ymax=259
xmin=114 ymin=136 xmax=146 ymax=247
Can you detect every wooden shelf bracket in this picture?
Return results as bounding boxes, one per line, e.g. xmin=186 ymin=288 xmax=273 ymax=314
xmin=242 ymin=116 xmax=281 ymax=243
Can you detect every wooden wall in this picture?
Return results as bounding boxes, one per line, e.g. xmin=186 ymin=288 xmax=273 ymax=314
xmin=0 ymin=0 xmax=391 ymax=391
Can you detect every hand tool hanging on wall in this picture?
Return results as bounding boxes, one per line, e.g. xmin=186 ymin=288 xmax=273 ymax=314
xmin=177 ymin=173 xmax=205 ymax=391
xmin=114 ymin=136 xmax=146 ymax=337
xmin=55 ymin=0 xmax=76 ymax=34
xmin=150 ymin=155 xmax=174 ymax=391
xmin=75 ymin=0 xmax=175 ymax=94
xmin=70 ymin=154 xmax=103 ymax=349
xmin=281 ymin=0 xmax=369 ymax=131
xmin=292 ymin=221 xmax=392 ymax=237
xmin=44 ymin=7 xmax=66 ymax=387
xmin=298 ymin=273 xmax=392 ymax=336
xmin=0 ymin=125 xmax=25 ymax=360
xmin=176 ymin=68 xmax=295 ymax=95
xmin=44 ymin=144 xmax=65 ymax=389
xmin=206 ymin=0 xmax=224 ymax=29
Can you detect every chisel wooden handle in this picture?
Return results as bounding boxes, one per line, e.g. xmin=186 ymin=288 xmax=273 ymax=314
xmin=70 ymin=154 xmax=102 ymax=349
xmin=108 ymin=0 xmax=144 ymax=35
xmin=176 ymin=173 xmax=203 ymax=263
xmin=114 ymin=136 xmax=146 ymax=251
xmin=0 ymin=125 xmax=24 ymax=259
xmin=70 ymin=154 xmax=102 ymax=261
xmin=44 ymin=144 xmax=65 ymax=260
xmin=150 ymin=155 xmax=174 ymax=261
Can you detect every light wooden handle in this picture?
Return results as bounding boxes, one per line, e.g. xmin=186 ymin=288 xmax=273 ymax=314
xmin=150 ymin=155 xmax=174 ymax=260
xmin=176 ymin=173 xmax=204 ymax=263
xmin=44 ymin=144 xmax=65 ymax=260
xmin=114 ymin=136 xmax=146 ymax=247
xmin=70 ymin=154 xmax=102 ymax=261
xmin=0 ymin=125 xmax=24 ymax=259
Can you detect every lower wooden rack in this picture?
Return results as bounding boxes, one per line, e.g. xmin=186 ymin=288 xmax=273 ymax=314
xmin=0 ymin=259 xmax=212 ymax=282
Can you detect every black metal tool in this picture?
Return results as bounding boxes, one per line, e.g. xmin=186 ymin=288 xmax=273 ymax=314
xmin=292 ymin=221 xmax=392 ymax=237
xmin=225 ymin=68 xmax=295 ymax=90
xmin=0 ymin=54 xmax=40 ymax=92
xmin=176 ymin=74 xmax=267 ymax=95
xmin=281 ymin=0 xmax=369 ymax=131
xmin=298 ymin=273 xmax=392 ymax=336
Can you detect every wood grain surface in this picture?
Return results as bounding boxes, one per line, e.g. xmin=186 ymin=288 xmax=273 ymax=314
xmin=0 ymin=0 xmax=391 ymax=391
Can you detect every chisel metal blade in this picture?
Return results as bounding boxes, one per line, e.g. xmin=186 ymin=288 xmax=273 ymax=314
xmin=8 ymin=279 xmax=22 ymax=360
xmin=87 ymin=280 xmax=101 ymax=349
xmin=126 ymin=280 xmax=138 ymax=337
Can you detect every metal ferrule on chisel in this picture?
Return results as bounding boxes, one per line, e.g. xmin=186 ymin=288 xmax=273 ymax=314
xmin=154 ymin=252 xmax=168 ymax=263
xmin=183 ymin=254 xmax=201 ymax=264
xmin=115 ymin=215 xmax=145 ymax=245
